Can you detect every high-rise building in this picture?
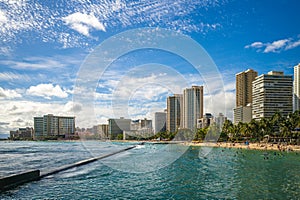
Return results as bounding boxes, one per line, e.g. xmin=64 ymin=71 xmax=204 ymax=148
xmin=154 ymin=111 xmax=166 ymax=133
xmin=293 ymin=64 xmax=300 ymax=111
xmin=108 ymin=117 xmax=131 ymax=139
xmin=234 ymin=69 xmax=257 ymax=123
xmin=182 ymin=86 xmax=203 ymax=131
xmin=167 ymin=94 xmax=182 ymax=133
xmin=252 ymin=71 xmax=293 ymax=120
xmin=236 ymin=69 xmax=258 ymax=107
xmin=215 ymin=113 xmax=227 ymax=130
xmin=34 ymin=117 xmax=44 ymax=139
xmin=34 ymin=114 xmax=75 ymax=139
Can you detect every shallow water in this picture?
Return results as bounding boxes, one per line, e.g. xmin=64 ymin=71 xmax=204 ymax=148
xmin=0 ymin=141 xmax=299 ymax=199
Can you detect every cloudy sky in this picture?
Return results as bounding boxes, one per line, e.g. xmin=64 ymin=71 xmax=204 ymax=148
xmin=0 ymin=0 xmax=299 ymax=134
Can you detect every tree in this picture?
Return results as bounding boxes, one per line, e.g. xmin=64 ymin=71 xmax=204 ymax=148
xmin=270 ymin=112 xmax=283 ymax=136
xmin=249 ymin=119 xmax=260 ymax=141
xmin=221 ymin=119 xmax=234 ymax=140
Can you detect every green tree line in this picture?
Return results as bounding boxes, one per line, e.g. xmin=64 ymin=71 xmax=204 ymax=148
xmin=151 ymin=111 xmax=300 ymax=144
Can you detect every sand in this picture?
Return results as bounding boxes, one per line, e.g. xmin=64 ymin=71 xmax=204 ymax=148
xmin=185 ymin=141 xmax=300 ymax=152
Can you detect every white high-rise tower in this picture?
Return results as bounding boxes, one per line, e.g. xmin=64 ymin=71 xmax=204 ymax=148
xmin=293 ymin=64 xmax=300 ymax=111
xmin=182 ymin=86 xmax=203 ymax=131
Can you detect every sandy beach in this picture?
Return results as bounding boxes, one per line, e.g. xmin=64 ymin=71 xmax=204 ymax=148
xmin=186 ymin=141 xmax=300 ymax=152
xmin=118 ymin=140 xmax=300 ymax=152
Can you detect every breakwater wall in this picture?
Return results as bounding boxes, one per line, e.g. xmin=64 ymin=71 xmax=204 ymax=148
xmin=1 ymin=145 xmax=137 ymax=191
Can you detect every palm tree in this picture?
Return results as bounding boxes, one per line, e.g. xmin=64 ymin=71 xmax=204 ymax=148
xmin=232 ymin=122 xmax=243 ymax=141
xmin=221 ymin=119 xmax=234 ymax=139
xmin=259 ymin=117 xmax=271 ymax=140
xmin=249 ymin=119 xmax=260 ymax=141
xmin=289 ymin=110 xmax=300 ymax=130
xmin=270 ymin=112 xmax=283 ymax=136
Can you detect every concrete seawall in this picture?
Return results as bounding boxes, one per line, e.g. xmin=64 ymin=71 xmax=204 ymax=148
xmin=0 ymin=170 xmax=40 ymax=191
xmin=40 ymin=145 xmax=136 ymax=178
xmin=1 ymin=145 xmax=138 ymax=192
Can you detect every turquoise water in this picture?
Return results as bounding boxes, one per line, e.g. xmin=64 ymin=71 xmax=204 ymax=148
xmin=0 ymin=141 xmax=299 ymax=199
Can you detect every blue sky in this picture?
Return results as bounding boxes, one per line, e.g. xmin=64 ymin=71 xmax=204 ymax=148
xmin=0 ymin=0 xmax=300 ymax=133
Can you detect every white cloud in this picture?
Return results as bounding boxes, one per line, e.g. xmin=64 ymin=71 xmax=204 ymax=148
xmin=263 ymin=39 xmax=289 ymax=53
xmin=0 ymin=0 xmax=223 ymax=51
xmin=0 ymin=100 xmax=81 ymax=133
xmin=245 ymin=36 xmax=300 ymax=53
xmin=26 ymin=83 xmax=68 ymax=99
xmin=0 ymin=72 xmax=31 ymax=81
xmin=245 ymin=42 xmax=264 ymax=49
xmin=62 ymin=12 xmax=106 ymax=37
xmin=0 ymin=9 xmax=8 ymax=24
xmin=63 ymin=101 xmax=82 ymax=113
xmin=0 ymin=87 xmax=22 ymax=99
xmin=285 ymin=39 xmax=300 ymax=50
xmin=1 ymin=57 xmax=67 ymax=70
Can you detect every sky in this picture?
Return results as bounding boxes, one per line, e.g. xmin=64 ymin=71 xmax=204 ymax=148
xmin=0 ymin=0 xmax=300 ymax=134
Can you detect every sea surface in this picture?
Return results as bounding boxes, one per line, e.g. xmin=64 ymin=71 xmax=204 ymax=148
xmin=0 ymin=141 xmax=299 ymax=199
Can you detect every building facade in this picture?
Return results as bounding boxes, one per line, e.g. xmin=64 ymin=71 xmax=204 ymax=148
xmin=34 ymin=117 xmax=44 ymax=139
xmin=34 ymin=114 xmax=75 ymax=139
xmin=252 ymin=71 xmax=293 ymax=120
xmin=197 ymin=113 xmax=213 ymax=129
xmin=154 ymin=112 xmax=166 ymax=133
xmin=215 ymin=113 xmax=227 ymax=130
xmin=97 ymin=124 xmax=109 ymax=139
xmin=10 ymin=127 xmax=34 ymax=140
xmin=234 ymin=106 xmax=252 ymax=124
xmin=236 ymin=69 xmax=258 ymax=107
xmin=167 ymin=94 xmax=182 ymax=133
xmin=108 ymin=117 xmax=131 ymax=139
xmin=182 ymin=86 xmax=203 ymax=131
xmin=293 ymin=64 xmax=300 ymax=111
xmin=234 ymin=69 xmax=257 ymax=123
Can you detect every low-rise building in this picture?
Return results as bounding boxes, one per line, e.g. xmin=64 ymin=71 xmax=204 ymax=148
xmin=234 ymin=105 xmax=252 ymax=124
xmin=197 ymin=113 xmax=214 ymax=129
xmin=10 ymin=127 xmax=34 ymax=140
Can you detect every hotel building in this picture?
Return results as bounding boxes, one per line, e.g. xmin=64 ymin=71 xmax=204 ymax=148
xmin=167 ymin=94 xmax=182 ymax=133
xmin=252 ymin=71 xmax=293 ymax=120
xmin=182 ymin=86 xmax=203 ymax=131
xmin=293 ymin=64 xmax=300 ymax=111
xmin=34 ymin=114 xmax=75 ymax=139
xmin=154 ymin=111 xmax=167 ymax=133
xmin=234 ymin=69 xmax=257 ymax=123
xmin=108 ymin=117 xmax=131 ymax=139
xmin=234 ymin=106 xmax=252 ymax=123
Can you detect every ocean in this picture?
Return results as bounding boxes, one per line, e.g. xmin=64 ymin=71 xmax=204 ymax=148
xmin=0 ymin=141 xmax=299 ymax=199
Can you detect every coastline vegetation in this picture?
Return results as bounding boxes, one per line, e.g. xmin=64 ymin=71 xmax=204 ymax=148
xmin=151 ymin=111 xmax=300 ymax=145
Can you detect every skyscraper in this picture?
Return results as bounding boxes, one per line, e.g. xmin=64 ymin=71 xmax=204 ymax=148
xmin=34 ymin=117 xmax=44 ymax=139
xmin=167 ymin=94 xmax=182 ymax=133
xmin=236 ymin=69 xmax=258 ymax=107
xmin=293 ymin=63 xmax=300 ymax=111
xmin=108 ymin=117 xmax=131 ymax=139
xmin=234 ymin=69 xmax=257 ymax=123
xmin=182 ymin=86 xmax=203 ymax=131
xmin=154 ymin=112 xmax=166 ymax=133
xmin=252 ymin=71 xmax=293 ymax=120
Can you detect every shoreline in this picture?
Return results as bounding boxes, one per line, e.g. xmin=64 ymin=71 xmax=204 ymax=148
xmin=2 ymin=139 xmax=300 ymax=152
xmin=185 ymin=141 xmax=300 ymax=152
xmin=112 ymin=140 xmax=300 ymax=152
